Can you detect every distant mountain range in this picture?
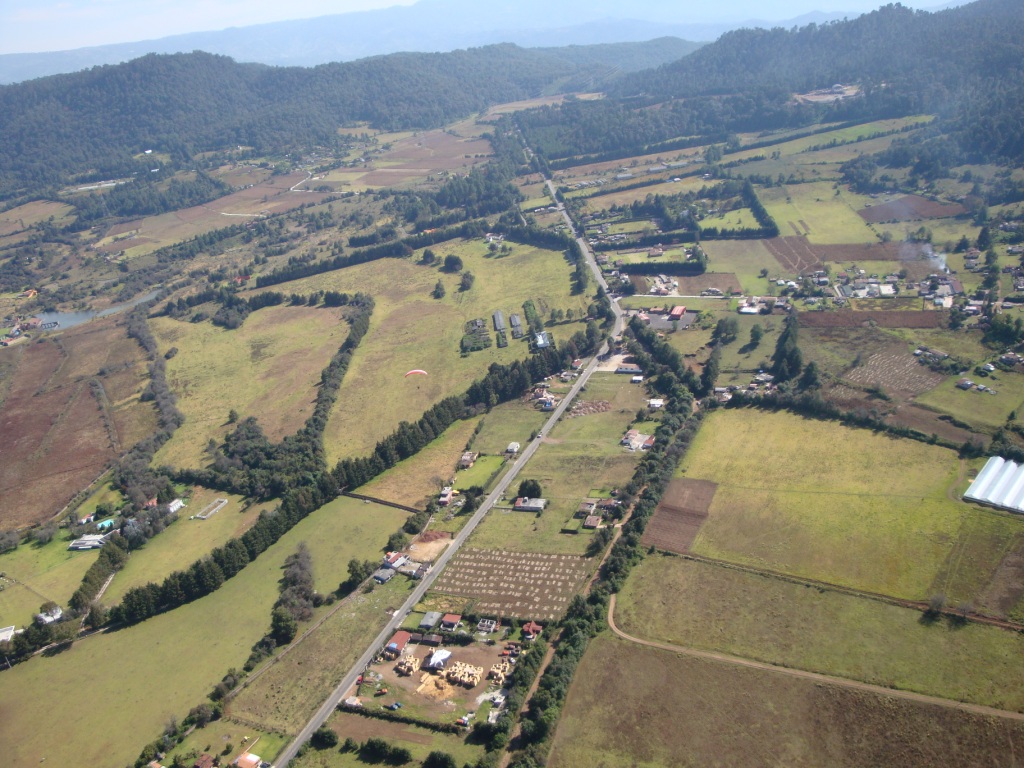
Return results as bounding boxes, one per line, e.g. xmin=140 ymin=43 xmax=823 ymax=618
xmin=0 ymin=0 xmax=903 ymax=84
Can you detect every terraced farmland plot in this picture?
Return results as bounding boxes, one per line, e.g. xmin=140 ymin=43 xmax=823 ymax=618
xmin=842 ymin=350 xmax=943 ymax=395
xmin=432 ymin=548 xmax=590 ymax=621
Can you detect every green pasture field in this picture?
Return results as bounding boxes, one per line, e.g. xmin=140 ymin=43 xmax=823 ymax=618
xmin=699 ymin=239 xmax=779 ymax=292
xmin=469 ymin=373 xmax=645 ymax=554
xmin=0 ymin=532 xmax=99 ymax=627
xmin=606 ymin=219 xmax=652 ymax=235
xmin=358 ymin=417 xmax=481 ymax=508
xmin=274 ymin=239 xmax=590 ymax=465
xmin=915 ymin=371 xmax=1024 ymax=434
xmin=0 ymin=497 xmax=404 ymax=768
xmin=760 ymin=183 xmax=878 ymax=244
xmin=574 ymin=175 xmax=706 ymax=212
xmin=469 ymin=399 xmax=548 ymax=455
xmin=103 ymin=491 xmax=259 ymax=604
xmin=454 ymin=454 xmax=506 ymax=490
xmin=228 ymin=577 xmax=413 ymax=735
xmin=700 ymin=207 xmax=760 ymax=230
xmin=165 ymin=721 xmax=289 ymax=768
xmin=728 ymin=116 xmax=933 ymax=163
xmin=547 ymin=633 xmax=1024 ymax=768
xmin=0 ymin=199 xmax=76 ymax=230
xmin=613 ymin=247 xmax=691 ymax=266
xmin=152 ymin=304 xmax=350 ymax=470
xmin=618 ymin=555 xmax=1024 ymax=710
xmin=617 ymin=296 xmax=730 ymax=312
xmin=292 ymin=710 xmax=482 ymax=768
xmin=715 ymin=315 xmax=782 ymax=374
xmin=682 ymin=409 xmax=1022 ymax=600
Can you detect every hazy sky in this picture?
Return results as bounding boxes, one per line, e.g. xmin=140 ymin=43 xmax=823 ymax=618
xmin=0 ymin=0 xmax=949 ymax=55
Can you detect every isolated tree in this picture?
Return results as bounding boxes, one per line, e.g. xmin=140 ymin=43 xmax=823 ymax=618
xmin=423 ymin=752 xmax=459 ymax=768
xmin=712 ymin=317 xmax=739 ymax=345
xmin=311 ymin=727 xmax=338 ymax=749
xmin=749 ymin=323 xmax=764 ymax=347
xmin=432 ymin=279 xmax=446 ymax=299
xmin=798 ymin=361 xmax=821 ymax=390
xmin=770 ymin=315 xmax=802 ymax=381
xmin=460 ymin=271 xmax=475 ymax=291
xmin=443 ymin=254 xmax=463 ymax=272
xmin=387 ymin=531 xmax=409 ymax=551
xmin=421 ymin=248 xmax=437 ymax=265
xmin=700 ymin=347 xmax=721 ymax=395
xmin=517 ymin=479 xmax=543 ymax=499
xmin=228 ymin=409 xmax=239 ymax=424
xmin=977 ymin=226 xmax=992 ymax=251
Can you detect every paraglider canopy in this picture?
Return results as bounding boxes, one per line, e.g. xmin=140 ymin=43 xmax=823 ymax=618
xmin=404 ymin=369 xmax=428 ymax=377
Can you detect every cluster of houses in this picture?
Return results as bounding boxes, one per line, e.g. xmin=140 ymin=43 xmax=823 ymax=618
xmin=372 ymin=550 xmax=429 ymax=584
xmin=712 ymin=372 xmax=776 ymax=404
xmin=155 ymin=749 xmax=269 ymax=768
xmin=576 ymin=497 xmax=623 ymax=529
xmin=738 ymin=296 xmax=790 ymax=315
xmin=621 ymin=428 xmax=655 ymax=452
xmin=2 ymin=316 xmax=52 ymax=347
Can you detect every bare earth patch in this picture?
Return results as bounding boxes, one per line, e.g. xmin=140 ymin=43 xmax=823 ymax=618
xmin=843 ymin=350 xmax=943 ymax=396
xmin=859 ymin=195 xmax=966 ymax=223
xmin=799 ymin=310 xmax=947 ymax=329
xmin=642 ymin=478 xmax=717 ymax=554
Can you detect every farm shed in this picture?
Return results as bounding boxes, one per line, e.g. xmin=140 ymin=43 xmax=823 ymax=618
xmin=493 ymin=311 xmax=506 ymax=332
xmin=506 ymin=442 xmax=521 ymax=455
xmin=420 ymin=611 xmax=443 ymax=630
xmin=0 ymin=626 xmax=16 ymax=643
xmin=68 ymin=533 xmax=111 ymax=550
xmin=964 ymin=456 xmax=1024 ymax=514
xmin=373 ymin=568 xmax=395 ymax=584
xmin=616 ymin=364 xmax=642 ymax=375
xmin=384 ymin=630 xmax=412 ymax=659
xmin=514 ymin=497 xmax=548 ymax=512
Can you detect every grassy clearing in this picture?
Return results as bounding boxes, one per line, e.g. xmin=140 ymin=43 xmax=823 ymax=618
xmin=103 ymin=491 xmax=259 ymax=604
xmin=470 ymin=400 xmax=548 ymax=456
xmin=700 ymin=206 xmax=760 ymax=230
xmin=358 ymin=418 xmax=481 ymax=508
xmin=548 ymin=632 xmax=1024 ymax=768
xmin=760 ymin=183 xmax=878 ymax=244
xmin=469 ymin=374 xmax=645 ymax=554
xmin=618 ymin=555 xmax=1024 ymax=710
xmin=276 ymin=240 xmax=589 ymax=465
xmin=292 ymin=710 xmax=482 ymax=768
xmin=682 ymin=409 xmax=1019 ymax=599
xmin=0 ymin=497 xmax=403 ymax=768
xmin=228 ymin=577 xmax=413 ymax=735
xmin=700 ymin=239 xmax=779 ymax=292
xmin=152 ymin=304 xmax=349 ymax=469
xmin=916 ymin=371 xmax=1024 ymax=433
xmin=454 ymin=454 xmax=506 ymax=490
xmin=165 ymin=721 xmax=289 ymax=768
xmin=0 ymin=533 xmax=98 ymax=627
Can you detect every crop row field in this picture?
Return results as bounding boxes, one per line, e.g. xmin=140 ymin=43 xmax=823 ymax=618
xmin=679 ymin=409 xmax=1024 ymax=603
xmin=617 ymin=555 xmax=1024 ymax=711
xmin=431 ymin=548 xmax=590 ymax=621
xmin=547 ymin=633 xmax=1024 ymax=768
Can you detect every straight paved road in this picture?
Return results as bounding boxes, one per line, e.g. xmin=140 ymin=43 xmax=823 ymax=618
xmin=276 ymin=183 xmax=622 ymax=767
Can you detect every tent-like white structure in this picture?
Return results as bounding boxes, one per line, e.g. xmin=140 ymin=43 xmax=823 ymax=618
xmin=963 ymin=456 xmax=1024 ymax=513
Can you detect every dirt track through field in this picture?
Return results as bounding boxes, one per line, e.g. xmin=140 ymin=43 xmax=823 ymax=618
xmin=607 ymin=594 xmax=1024 ymax=722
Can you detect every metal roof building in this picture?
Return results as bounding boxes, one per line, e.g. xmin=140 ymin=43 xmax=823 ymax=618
xmin=963 ymin=456 xmax=1024 ymax=513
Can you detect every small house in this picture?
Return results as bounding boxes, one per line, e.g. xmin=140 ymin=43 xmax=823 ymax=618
xmin=459 ymin=452 xmax=479 ymax=469
xmin=506 ymin=442 xmax=521 ymax=455
xmin=477 ymin=618 xmax=498 ymax=633
xmin=373 ymin=568 xmax=395 ymax=584
xmin=383 ymin=551 xmax=408 ymax=570
xmin=522 ymin=621 xmax=543 ymax=641
xmin=616 ymin=364 xmax=642 ymax=375
xmin=577 ymin=500 xmax=597 ymax=518
xmin=631 ymin=375 xmax=643 ymax=384
xmin=168 ymin=498 xmax=185 ymax=514
xmin=193 ymin=756 xmax=216 ymax=768
xmin=583 ymin=515 xmax=602 ymax=529
xmin=420 ymin=611 xmax=443 ymax=630
xmin=956 ymin=379 xmax=975 ymax=390
xmin=648 ymin=398 xmax=664 ymax=409
xmin=68 ymin=533 xmax=111 ymax=550
xmin=438 ymin=487 xmax=454 ymax=506
xmin=421 ymin=633 xmax=443 ymax=646
xmin=35 ymin=605 xmax=63 ymax=625
xmin=440 ymin=614 xmax=462 ymax=631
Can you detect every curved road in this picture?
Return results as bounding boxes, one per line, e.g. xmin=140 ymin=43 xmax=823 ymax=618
xmin=607 ymin=594 xmax=1024 ymax=723
xmin=276 ymin=206 xmax=621 ymax=766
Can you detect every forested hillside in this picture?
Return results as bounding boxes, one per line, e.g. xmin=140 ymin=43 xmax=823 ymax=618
xmin=518 ymin=0 xmax=1024 ymax=165
xmin=0 ymin=45 xmax=594 ymax=199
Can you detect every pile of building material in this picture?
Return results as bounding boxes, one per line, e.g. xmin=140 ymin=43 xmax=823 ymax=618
xmin=396 ymin=654 xmax=421 ymax=676
xmin=447 ymin=661 xmax=483 ymax=688
xmin=489 ymin=660 xmax=513 ymax=685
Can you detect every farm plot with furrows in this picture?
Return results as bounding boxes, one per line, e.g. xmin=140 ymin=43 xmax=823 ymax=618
xmin=431 ymin=548 xmax=590 ymax=621
xmin=641 ymin=478 xmax=717 ymax=554
xmin=859 ymin=195 xmax=966 ymax=223
xmin=842 ymin=350 xmax=943 ymax=395
xmin=764 ymin=236 xmax=822 ymax=273
xmin=799 ymin=310 xmax=946 ymax=329
xmin=813 ymin=241 xmax=905 ymax=261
